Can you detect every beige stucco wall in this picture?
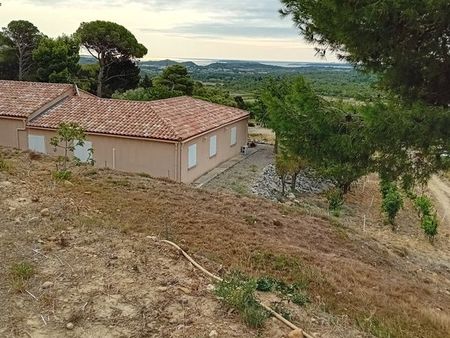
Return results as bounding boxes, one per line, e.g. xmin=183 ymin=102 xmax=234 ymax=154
xmin=180 ymin=118 xmax=248 ymax=183
xmin=0 ymin=117 xmax=27 ymax=149
xmin=22 ymin=118 xmax=248 ymax=184
xmin=26 ymin=128 xmax=178 ymax=181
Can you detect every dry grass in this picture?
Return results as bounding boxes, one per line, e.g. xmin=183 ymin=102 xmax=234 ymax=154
xmin=1 ymin=147 xmax=450 ymax=338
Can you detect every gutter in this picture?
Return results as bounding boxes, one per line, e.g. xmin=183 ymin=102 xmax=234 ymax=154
xmin=180 ymin=116 xmax=249 ymax=144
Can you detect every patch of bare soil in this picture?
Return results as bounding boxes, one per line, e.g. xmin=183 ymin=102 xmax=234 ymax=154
xmin=1 ymin=148 xmax=450 ymax=338
xmin=428 ymin=175 xmax=450 ymax=227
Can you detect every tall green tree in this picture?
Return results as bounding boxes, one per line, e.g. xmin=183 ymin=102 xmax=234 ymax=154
xmin=102 ymin=59 xmax=141 ymax=98
xmin=262 ymin=77 xmax=373 ymax=193
xmin=1 ymin=20 xmax=43 ymax=80
xmin=156 ymin=64 xmax=194 ymax=95
xmin=75 ymin=21 xmax=147 ymax=97
xmin=0 ymin=33 xmax=18 ymax=80
xmin=33 ymin=35 xmax=80 ymax=83
xmin=280 ymin=0 xmax=450 ymax=106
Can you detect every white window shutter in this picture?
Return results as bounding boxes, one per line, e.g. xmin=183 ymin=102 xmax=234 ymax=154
xmin=230 ymin=127 xmax=237 ymax=146
xmin=28 ymin=135 xmax=46 ymax=153
xmin=209 ymin=135 xmax=217 ymax=157
xmin=188 ymin=144 xmax=197 ymax=169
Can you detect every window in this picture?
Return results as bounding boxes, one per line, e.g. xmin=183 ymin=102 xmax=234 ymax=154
xmin=209 ymin=135 xmax=217 ymax=158
xmin=74 ymin=141 xmax=93 ymax=163
xmin=230 ymin=127 xmax=237 ymax=146
xmin=188 ymin=144 xmax=197 ymax=169
xmin=28 ymin=135 xmax=46 ymax=153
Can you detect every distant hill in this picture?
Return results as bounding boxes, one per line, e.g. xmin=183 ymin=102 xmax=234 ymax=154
xmin=79 ymin=55 xmax=352 ymax=73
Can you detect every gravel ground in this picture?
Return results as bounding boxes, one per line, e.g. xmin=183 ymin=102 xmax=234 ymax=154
xmin=203 ymin=143 xmax=275 ymax=194
xmin=203 ymin=144 xmax=332 ymax=199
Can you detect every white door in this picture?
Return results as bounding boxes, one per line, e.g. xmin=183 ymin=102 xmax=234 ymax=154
xmin=74 ymin=141 xmax=93 ymax=162
xmin=28 ymin=135 xmax=46 ymax=153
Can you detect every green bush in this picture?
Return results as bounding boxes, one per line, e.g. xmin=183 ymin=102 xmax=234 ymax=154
xmin=421 ymin=213 xmax=438 ymax=241
xmin=415 ymin=195 xmax=432 ymax=217
xmin=53 ymin=170 xmax=72 ymax=181
xmin=215 ymin=272 xmax=269 ymax=328
xmin=326 ymin=188 xmax=344 ymax=215
xmin=381 ymin=181 xmax=403 ymax=226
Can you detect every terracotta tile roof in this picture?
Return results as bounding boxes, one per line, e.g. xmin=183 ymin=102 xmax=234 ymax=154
xmin=29 ymin=96 xmax=249 ymax=141
xmin=0 ymin=80 xmax=74 ymax=118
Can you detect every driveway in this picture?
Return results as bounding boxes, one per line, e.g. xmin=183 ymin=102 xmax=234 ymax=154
xmin=202 ymin=144 xmax=274 ymax=194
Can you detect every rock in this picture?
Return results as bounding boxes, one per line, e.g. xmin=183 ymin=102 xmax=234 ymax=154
xmin=206 ymin=284 xmax=215 ymax=292
xmin=251 ymin=164 xmax=333 ymax=200
xmin=63 ymin=180 xmax=74 ymax=187
xmin=288 ymin=329 xmax=304 ymax=338
xmin=31 ymin=196 xmax=39 ymax=202
xmin=66 ymin=322 xmax=74 ymax=330
xmin=42 ymin=281 xmax=54 ymax=289
xmin=28 ymin=216 xmax=40 ymax=225
xmin=40 ymin=208 xmax=50 ymax=217
xmin=209 ymin=330 xmax=218 ymax=337
xmin=287 ymin=193 xmax=296 ymax=199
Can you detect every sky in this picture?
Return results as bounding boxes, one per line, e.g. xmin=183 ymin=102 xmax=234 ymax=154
xmin=0 ymin=0 xmax=339 ymax=62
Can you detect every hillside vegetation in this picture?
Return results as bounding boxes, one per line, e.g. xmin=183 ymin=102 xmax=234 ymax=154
xmin=1 ymin=148 xmax=449 ymax=338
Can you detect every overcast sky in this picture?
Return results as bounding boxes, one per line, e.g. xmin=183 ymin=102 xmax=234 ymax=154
xmin=0 ymin=0 xmax=339 ymax=62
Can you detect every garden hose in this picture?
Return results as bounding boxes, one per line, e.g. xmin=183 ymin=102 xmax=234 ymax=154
xmin=160 ymin=239 xmax=314 ymax=338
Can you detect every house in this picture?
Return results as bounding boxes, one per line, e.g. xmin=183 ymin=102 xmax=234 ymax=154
xmin=0 ymin=80 xmax=249 ymax=183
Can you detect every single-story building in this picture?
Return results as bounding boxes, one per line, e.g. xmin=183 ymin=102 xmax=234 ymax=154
xmin=0 ymin=80 xmax=249 ymax=183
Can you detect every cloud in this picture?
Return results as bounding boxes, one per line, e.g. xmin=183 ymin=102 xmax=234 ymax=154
xmin=143 ymin=23 xmax=298 ymax=40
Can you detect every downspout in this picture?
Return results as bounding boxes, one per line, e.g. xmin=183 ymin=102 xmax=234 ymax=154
xmin=16 ymin=118 xmax=27 ymax=150
xmin=112 ymin=148 xmax=116 ymax=170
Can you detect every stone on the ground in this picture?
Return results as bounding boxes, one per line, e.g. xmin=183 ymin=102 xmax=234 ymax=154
xmin=288 ymin=329 xmax=304 ymax=338
xmin=40 ymin=208 xmax=50 ymax=217
xmin=251 ymin=164 xmax=333 ymax=201
xmin=41 ymin=281 xmax=54 ymax=289
xmin=209 ymin=330 xmax=218 ymax=337
xmin=66 ymin=322 xmax=74 ymax=330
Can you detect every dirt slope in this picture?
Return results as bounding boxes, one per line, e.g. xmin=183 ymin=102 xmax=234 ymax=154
xmin=1 ymin=148 xmax=450 ymax=338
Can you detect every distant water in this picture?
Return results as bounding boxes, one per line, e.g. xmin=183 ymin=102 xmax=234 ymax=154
xmin=170 ymin=57 xmax=352 ymax=69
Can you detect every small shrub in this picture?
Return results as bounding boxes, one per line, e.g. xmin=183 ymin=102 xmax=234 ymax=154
xmin=381 ymin=181 xmax=403 ymax=227
xmin=53 ymin=170 xmax=72 ymax=181
xmin=215 ymin=272 xmax=269 ymax=328
xmin=256 ymin=276 xmax=277 ymax=292
xmin=326 ymin=188 xmax=344 ymax=215
xmin=10 ymin=261 xmax=34 ymax=292
xmin=0 ymin=156 xmax=13 ymax=173
xmin=256 ymin=276 xmax=309 ymax=306
xmin=415 ymin=195 xmax=433 ymax=217
xmin=421 ymin=213 xmax=438 ymax=241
